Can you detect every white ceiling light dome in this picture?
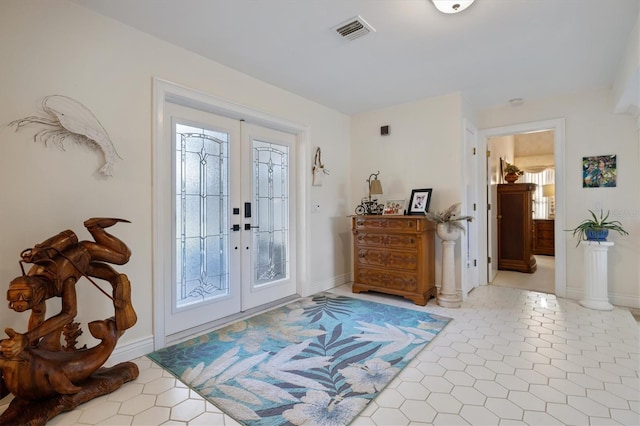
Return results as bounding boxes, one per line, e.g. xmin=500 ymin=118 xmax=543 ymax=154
xmin=431 ymin=0 xmax=475 ymax=14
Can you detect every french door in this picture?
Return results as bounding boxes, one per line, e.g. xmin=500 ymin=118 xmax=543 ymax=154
xmin=240 ymin=123 xmax=297 ymax=310
xmin=163 ymin=102 xmax=296 ymax=337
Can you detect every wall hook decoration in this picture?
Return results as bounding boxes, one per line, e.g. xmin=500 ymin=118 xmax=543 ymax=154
xmin=312 ymin=147 xmax=329 ymax=186
xmin=9 ymin=95 xmax=121 ymax=176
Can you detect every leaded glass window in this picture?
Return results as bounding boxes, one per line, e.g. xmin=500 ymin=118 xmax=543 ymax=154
xmin=175 ymin=123 xmax=229 ymax=308
xmin=252 ymin=140 xmax=288 ymax=285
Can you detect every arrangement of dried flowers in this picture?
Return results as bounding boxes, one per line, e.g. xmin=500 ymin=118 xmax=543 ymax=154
xmin=425 ymin=203 xmax=473 ymax=232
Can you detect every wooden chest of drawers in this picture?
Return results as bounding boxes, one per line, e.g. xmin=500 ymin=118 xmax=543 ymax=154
xmin=533 ymin=219 xmax=555 ymax=256
xmin=351 ymin=215 xmax=436 ymax=305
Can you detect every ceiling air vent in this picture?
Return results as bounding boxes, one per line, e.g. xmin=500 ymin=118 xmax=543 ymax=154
xmin=334 ymin=15 xmax=376 ymax=41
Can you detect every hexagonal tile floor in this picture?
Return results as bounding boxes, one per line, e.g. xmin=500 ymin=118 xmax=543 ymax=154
xmin=1 ymin=284 xmax=638 ymax=425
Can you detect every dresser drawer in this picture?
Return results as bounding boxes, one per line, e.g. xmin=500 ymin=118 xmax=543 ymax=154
xmin=355 ymin=267 xmax=418 ymax=293
xmin=537 ymin=229 xmax=554 ymax=240
xmin=353 ymin=216 xmax=420 ymax=232
xmin=356 ymin=248 xmax=418 ymax=271
xmin=355 ymin=232 xmax=419 ymax=249
xmin=533 ymin=219 xmax=555 ymax=256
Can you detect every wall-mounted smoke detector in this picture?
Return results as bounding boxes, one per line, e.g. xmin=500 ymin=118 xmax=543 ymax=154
xmin=333 ymin=15 xmax=376 ymax=41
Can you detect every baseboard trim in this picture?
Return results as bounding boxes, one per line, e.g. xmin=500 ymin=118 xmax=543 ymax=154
xmin=609 ymin=292 xmax=640 ymax=309
xmin=306 ymin=273 xmax=352 ymax=296
xmin=106 ymin=334 xmax=155 ymax=366
xmin=565 ymin=287 xmax=639 ymax=309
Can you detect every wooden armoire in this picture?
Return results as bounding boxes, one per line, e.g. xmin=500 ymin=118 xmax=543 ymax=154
xmin=497 ymin=183 xmax=537 ymax=273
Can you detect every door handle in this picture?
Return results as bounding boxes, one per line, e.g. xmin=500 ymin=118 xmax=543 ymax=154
xmin=244 ymin=224 xmax=260 ymax=230
xmin=231 ymin=224 xmax=240 ymax=231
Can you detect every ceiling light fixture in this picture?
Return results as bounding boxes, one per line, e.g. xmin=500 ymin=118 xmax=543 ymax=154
xmin=431 ymin=0 xmax=475 ymax=14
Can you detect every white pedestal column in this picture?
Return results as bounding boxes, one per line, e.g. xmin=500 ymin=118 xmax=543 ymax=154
xmin=579 ymin=241 xmax=614 ymax=311
xmin=436 ymin=224 xmax=462 ymax=308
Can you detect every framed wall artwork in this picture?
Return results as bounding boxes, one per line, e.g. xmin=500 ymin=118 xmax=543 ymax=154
xmin=408 ymin=188 xmax=432 ymax=215
xmin=383 ymin=200 xmax=405 ymax=215
xmin=583 ymin=155 xmax=616 ymax=188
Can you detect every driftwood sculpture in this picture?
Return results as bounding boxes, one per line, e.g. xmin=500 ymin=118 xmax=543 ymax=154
xmin=9 ymin=95 xmax=120 ymax=176
xmin=0 ymin=218 xmax=138 ymax=425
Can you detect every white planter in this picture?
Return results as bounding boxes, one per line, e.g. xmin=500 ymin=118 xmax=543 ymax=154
xmin=579 ymin=241 xmax=614 ymax=310
xmin=436 ymin=223 xmax=461 ymax=241
xmin=436 ymin=223 xmax=462 ymax=308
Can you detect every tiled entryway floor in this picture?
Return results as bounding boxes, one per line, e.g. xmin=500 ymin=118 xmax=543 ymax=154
xmin=1 ymin=284 xmax=638 ymax=425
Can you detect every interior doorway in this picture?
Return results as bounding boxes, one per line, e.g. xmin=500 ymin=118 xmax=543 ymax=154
xmin=477 ymin=119 xmax=566 ymax=298
xmin=488 ymin=130 xmax=555 ymax=294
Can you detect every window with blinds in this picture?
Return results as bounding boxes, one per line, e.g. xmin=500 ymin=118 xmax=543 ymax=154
xmin=522 ymin=168 xmax=555 ymax=219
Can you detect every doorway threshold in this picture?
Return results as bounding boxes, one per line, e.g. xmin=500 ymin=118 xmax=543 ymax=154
xmin=164 ymin=294 xmax=301 ymax=347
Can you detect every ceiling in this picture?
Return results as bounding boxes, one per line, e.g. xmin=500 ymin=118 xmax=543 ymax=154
xmin=514 ymin=131 xmax=555 ymax=156
xmin=71 ymin=0 xmax=639 ymax=115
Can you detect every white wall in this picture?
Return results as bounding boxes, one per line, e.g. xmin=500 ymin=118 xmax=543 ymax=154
xmin=478 ymin=89 xmax=640 ymax=307
xmin=0 ymin=0 xmax=352 ymax=357
xmin=490 ymin=135 xmax=516 ymax=172
xmin=350 ymin=93 xmax=466 ymax=291
xmin=612 ymin=14 xmax=639 ymax=116
xmin=351 ymin=93 xmax=464 ymax=212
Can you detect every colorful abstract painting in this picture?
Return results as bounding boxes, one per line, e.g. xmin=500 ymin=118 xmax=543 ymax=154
xmin=583 ymin=154 xmax=617 ymax=187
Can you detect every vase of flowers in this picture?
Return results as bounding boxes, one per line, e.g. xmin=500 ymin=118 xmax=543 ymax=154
xmin=504 ymin=162 xmax=524 ymax=183
xmin=426 ymin=203 xmax=473 ymax=239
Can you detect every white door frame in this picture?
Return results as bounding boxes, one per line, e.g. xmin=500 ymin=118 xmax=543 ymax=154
xmin=152 ymin=78 xmax=310 ymax=349
xmin=462 ymin=119 xmax=479 ymax=298
xmin=477 ymin=118 xmax=566 ymax=298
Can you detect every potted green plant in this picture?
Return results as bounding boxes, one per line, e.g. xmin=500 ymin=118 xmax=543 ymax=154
xmin=426 ymin=203 xmax=473 ymax=240
xmin=504 ymin=162 xmax=524 ymax=183
xmin=567 ymin=209 xmax=628 ymax=247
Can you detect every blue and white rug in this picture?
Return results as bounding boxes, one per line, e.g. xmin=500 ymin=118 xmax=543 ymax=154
xmin=147 ymin=292 xmax=451 ymax=426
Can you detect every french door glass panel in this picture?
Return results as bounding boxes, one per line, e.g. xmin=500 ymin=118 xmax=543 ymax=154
xmin=253 ymin=140 xmax=289 ymax=285
xmin=175 ymin=124 xmax=229 ymax=308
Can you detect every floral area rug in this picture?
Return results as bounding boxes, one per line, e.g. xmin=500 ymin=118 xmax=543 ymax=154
xmin=147 ymin=292 xmax=451 ymax=426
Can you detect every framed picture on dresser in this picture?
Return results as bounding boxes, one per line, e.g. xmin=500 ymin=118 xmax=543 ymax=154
xmin=408 ymin=188 xmax=432 ymax=215
xmin=383 ymin=200 xmax=405 ymax=215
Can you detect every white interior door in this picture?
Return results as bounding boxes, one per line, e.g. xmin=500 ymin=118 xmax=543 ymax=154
xmin=162 ymin=105 xmax=297 ymax=337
